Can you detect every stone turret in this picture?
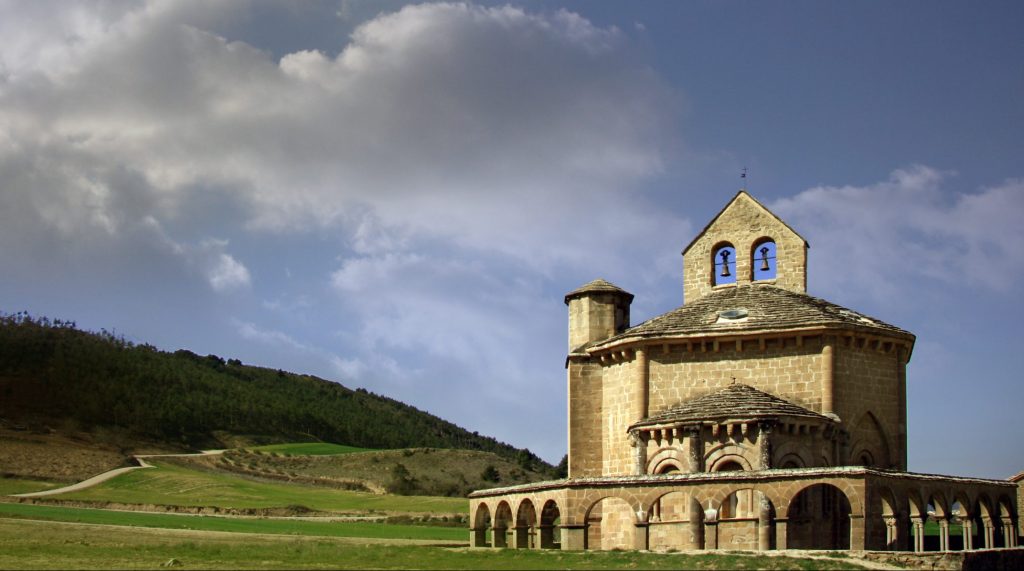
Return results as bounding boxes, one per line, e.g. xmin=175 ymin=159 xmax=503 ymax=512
xmin=564 ymin=279 xmax=632 ymax=351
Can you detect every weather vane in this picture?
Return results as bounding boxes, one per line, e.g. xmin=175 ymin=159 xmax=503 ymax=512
xmin=741 ymin=167 xmax=748 ymax=190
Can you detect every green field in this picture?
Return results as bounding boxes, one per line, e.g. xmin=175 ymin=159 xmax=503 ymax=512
xmin=0 ymin=503 xmax=464 ymax=541
xmin=245 ymin=443 xmax=373 ymax=456
xmin=0 ymin=518 xmax=868 ymax=570
xmin=53 ymin=460 xmax=467 ymax=514
xmin=0 ymin=478 xmax=62 ymax=496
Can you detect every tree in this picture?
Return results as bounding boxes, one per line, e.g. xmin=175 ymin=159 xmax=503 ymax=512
xmin=481 ymin=465 xmax=500 ymax=482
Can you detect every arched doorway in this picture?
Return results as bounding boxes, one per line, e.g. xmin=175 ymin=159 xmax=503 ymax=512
xmin=787 ymin=484 xmax=852 ymax=549
xmin=472 ymin=503 xmax=491 ymax=547
xmin=515 ymin=499 xmax=537 ymax=549
xmin=493 ymin=501 xmax=513 ymax=548
xmin=539 ymin=500 xmax=561 ymax=549
xmin=584 ymin=496 xmax=635 ymax=550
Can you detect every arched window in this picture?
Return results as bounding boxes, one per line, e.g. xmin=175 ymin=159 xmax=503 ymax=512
xmin=752 ymin=239 xmax=777 ymax=281
xmin=712 ymin=243 xmax=736 ymax=286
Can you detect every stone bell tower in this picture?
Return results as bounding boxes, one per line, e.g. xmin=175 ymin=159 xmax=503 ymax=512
xmin=564 ymin=279 xmax=633 ymax=351
xmin=681 ymin=191 xmax=808 ymax=304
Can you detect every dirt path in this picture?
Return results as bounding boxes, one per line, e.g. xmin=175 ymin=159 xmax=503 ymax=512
xmin=10 ymin=450 xmax=224 ymax=498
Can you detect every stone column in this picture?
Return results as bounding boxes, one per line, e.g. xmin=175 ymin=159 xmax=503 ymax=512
xmin=687 ymin=426 xmax=703 ymax=473
xmin=938 ymin=518 xmax=950 ymax=551
xmin=981 ymin=517 xmax=994 ymax=549
xmin=758 ymin=421 xmax=774 ymax=470
xmin=849 ymin=513 xmax=866 ymax=551
xmin=633 ymin=523 xmax=649 ymax=551
xmin=911 ymin=517 xmax=925 ymax=552
xmin=1002 ymin=517 xmax=1016 ymax=547
xmin=896 ymin=347 xmax=908 ymax=470
xmin=630 ymin=431 xmax=646 ymax=476
xmin=632 ymin=347 xmax=649 ymax=422
xmin=688 ymin=500 xmax=704 ymax=549
xmin=774 ymin=517 xmax=788 ymax=550
xmin=512 ymin=526 xmax=530 ymax=549
xmin=883 ymin=516 xmax=897 ymax=550
xmin=821 ymin=337 xmax=835 ymax=417
xmin=560 ymin=525 xmax=586 ymax=551
xmin=758 ymin=497 xmax=773 ymax=550
xmin=470 ymin=527 xmax=487 ymax=548
xmin=961 ymin=520 xmax=973 ymax=550
xmin=704 ymin=520 xmax=718 ymax=550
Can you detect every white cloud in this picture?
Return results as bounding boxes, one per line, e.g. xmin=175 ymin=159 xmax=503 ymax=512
xmin=207 ymin=252 xmax=251 ymax=292
xmin=772 ymin=166 xmax=1024 ymax=301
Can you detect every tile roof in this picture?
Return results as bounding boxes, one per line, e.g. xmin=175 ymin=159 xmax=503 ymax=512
xmin=564 ymin=278 xmax=634 ymax=304
xmin=590 ymin=284 xmax=913 ymax=349
xmin=630 ymin=383 xmax=832 ymax=430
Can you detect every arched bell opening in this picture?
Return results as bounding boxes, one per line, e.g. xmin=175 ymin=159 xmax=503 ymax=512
xmin=751 ymin=238 xmax=777 ymax=281
xmin=712 ymin=242 xmax=736 ymax=286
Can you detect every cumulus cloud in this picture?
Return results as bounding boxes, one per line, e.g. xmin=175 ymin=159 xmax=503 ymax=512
xmin=772 ymin=166 xmax=1024 ymax=301
xmin=207 ymin=251 xmax=251 ymax=292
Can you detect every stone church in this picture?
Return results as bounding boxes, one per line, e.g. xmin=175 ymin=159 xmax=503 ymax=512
xmin=469 ymin=191 xmax=1019 ymax=553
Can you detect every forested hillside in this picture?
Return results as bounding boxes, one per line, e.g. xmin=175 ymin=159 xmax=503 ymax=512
xmin=0 ymin=312 xmax=549 ymax=470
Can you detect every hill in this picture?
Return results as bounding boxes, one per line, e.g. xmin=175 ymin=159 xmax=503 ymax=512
xmin=0 ymin=312 xmax=555 ymax=480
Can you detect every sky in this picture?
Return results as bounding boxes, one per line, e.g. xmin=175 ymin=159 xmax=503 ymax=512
xmin=1 ymin=0 xmax=1022 ymax=478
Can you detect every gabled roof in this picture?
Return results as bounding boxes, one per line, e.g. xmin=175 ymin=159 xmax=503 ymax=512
xmin=589 ymin=284 xmax=913 ymax=350
xmin=681 ymin=190 xmax=808 ymax=256
xmin=564 ymin=278 xmax=634 ymax=305
xmin=630 ymin=383 xmax=832 ymax=430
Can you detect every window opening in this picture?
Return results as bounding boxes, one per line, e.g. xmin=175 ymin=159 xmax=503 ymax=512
xmin=713 ymin=244 xmax=736 ymax=285
xmin=752 ymin=240 xmax=777 ymax=281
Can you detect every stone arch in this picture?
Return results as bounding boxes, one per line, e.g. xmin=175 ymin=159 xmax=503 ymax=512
xmin=786 ymin=483 xmax=853 ymax=550
xmin=875 ymin=486 xmax=900 ymax=550
xmin=712 ymin=241 xmax=736 ymax=286
xmin=583 ymin=496 xmax=637 ymax=550
xmin=773 ymin=440 xmax=811 ymax=468
xmin=514 ymin=498 xmax=537 ymax=549
xmin=848 ymin=411 xmax=892 ymax=468
xmin=646 ymin=490 xmax=703 ymax=551
xmin=751 ymin=237 xmax=777 ymax=281
xmin=646 ymin=447 xmax=688 ymax=475
xmin=970 ymin=494 xmax=996 ymax=550
xmin=539 ymin=499 xmax=561 ymax=549
xmin=493 ymin=501 xmax=513 ymax=548
xmin=472 ymin=502 xmax=492 ymax=547
xmin=924 ymin=491 xmax=950 ymax=551
xmin=996 ymin=494 xmax=1016 ymax=548
xmin=950 ymin=490 xmax=975 ymax=551
xmin=716 ymin=488 xmax=776 ymax=550
xmin=705 ymin=443 xmax=754 ymax=472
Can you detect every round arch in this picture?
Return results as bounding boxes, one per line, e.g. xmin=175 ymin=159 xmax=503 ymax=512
xmin=472 ymin=503 xmax=492 ymax=547
xmin=786 ymin=483 xmax=853 ymax=550
xmin=646 ymin=447 xmax=688 ymax=475
xmin=539 ymin=499 xmax=561 ymax=549
xmin=493 ymin=501 xmax=513 ymax=548
xmin=751 ymin=237 xmax=777 ymax=281
xmin=712 ymin=241 xmax=737 ymax=286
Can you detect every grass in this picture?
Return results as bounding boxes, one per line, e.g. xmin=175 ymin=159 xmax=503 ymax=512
xmin=245 ymin=443 xmax=373 ymax=456
xmin=0 ymin=518 xmax=869 ymax=570
xmin=0 ymin=503 xmax=464 ymax=541
xmin=0 ymin=478 xmax=62 ymax=496
xmin=51 ymin=460 xmax=467 ymax=514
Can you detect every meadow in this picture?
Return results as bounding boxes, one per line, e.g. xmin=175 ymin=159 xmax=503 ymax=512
xmin=0 ymin=518 xmax=869 ymax=570
xmin=54 ymin=459 xmax=467 ymax=515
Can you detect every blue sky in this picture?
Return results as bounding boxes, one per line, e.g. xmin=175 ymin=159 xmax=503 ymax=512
xmin=0 ymin=1 xmax=1021 ymax=478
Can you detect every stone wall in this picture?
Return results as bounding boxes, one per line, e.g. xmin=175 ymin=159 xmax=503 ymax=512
xmin=834 ymin=340 xmax=904 ymax=469
xmin=647 ymin=337 xmax=825 ymax=422
xmin=567 ymin=359 xmax=603 ymax=477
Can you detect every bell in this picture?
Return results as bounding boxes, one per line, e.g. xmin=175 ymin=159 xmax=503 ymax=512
xmin=760 ymin=247 xmax=770 ymax=272
xmin=719 ymin=250 xmax=731 ymax=277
